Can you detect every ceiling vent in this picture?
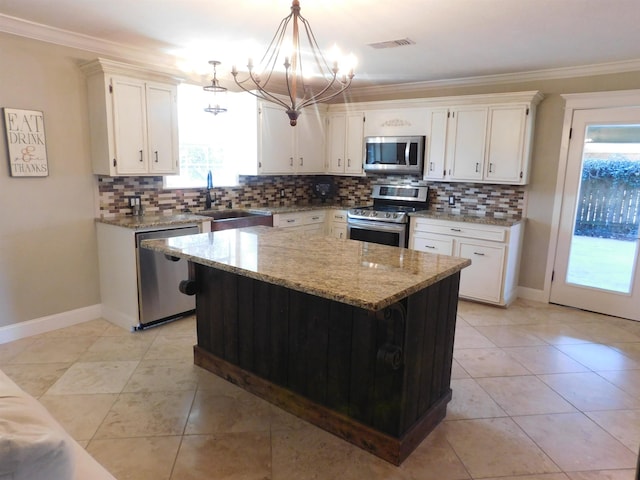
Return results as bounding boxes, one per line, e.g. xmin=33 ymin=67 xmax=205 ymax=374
xmin=368 ymin=38 xmax=416 ymax=49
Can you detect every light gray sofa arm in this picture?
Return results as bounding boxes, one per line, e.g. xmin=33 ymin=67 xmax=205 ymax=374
xmin=0 ymin=369 xmax=116 ymax=480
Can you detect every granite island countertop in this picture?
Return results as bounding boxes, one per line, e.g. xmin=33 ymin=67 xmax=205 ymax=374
xmin=141 ymin=226 xmax=470 ymax=311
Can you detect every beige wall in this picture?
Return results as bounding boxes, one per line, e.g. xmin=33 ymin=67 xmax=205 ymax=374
xmin=0 ymin=33 xmax=100 ymax=327
xmin=1 ymin=32 xmax=640 ymax=330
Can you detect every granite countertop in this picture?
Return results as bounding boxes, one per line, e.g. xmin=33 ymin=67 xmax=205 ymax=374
xmin=409 ymin=211 xmax=522 ymax=227
xmin=96 ymin=213 xmax=210 ymax=229
xmin=141 ymin=226 xmax=470 ymax=311
xmin=249 ymin=203 xmax=356 ymax=215
xmin=96 ymin=205 xmax=354 ymax=229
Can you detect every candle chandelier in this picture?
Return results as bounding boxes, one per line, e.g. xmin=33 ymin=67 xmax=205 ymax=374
xmin=231 ymin=0 xmax=355 ymax=126
xmin=203 ymin=60 xmax=227 ymax=115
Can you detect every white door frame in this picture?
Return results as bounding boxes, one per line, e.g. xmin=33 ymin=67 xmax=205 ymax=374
xmin=544 ymin=89 xmax=640 ymax=302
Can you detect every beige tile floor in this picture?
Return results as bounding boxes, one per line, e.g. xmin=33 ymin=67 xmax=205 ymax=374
xmin=1 ymin=298 xmax=640 ymax=480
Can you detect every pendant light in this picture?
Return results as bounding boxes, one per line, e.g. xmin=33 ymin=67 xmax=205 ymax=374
xmin=203 ymin=60 xmax=227 ymax=115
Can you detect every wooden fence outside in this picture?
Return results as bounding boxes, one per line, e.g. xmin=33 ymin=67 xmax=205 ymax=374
xmin=574 ymin=177 xmax=640 ymax=239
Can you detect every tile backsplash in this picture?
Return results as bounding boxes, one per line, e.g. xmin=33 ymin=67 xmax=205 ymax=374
xmin=97 ymin=175 xmax=525 ymax=219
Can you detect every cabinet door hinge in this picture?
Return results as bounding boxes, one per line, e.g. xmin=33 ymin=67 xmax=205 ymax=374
xmin=551 ymin=270 xmax=555 ymax=282
xmin=526 ymin=107 xmax=530 ymax=116
xmin=113 ymin=158 xmax=117 ymax=167
xmin=520 ymin=171 xmax=523 ymax=178
xmin=109 ymin=84 xmax=113 ymax=94
xmin=569 ymin=128 xmax=572 ymax=140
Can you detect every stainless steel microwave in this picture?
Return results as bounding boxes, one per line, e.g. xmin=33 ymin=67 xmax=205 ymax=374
xmin=364 ymin=136 xmax=425 ymax=174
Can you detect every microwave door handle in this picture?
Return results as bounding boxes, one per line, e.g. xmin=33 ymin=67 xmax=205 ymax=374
xmin=404 ymin=142 xmax=411 ymax=166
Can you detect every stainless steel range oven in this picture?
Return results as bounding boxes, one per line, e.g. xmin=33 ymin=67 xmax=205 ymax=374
xmin=347 ymin=184 xmax=429 ymax=248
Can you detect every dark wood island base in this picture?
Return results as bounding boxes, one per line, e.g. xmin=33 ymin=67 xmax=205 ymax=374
xmin=192 ymin=264 xmax=461 ymax=465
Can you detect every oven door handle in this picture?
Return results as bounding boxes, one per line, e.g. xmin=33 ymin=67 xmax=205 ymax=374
xmin=348 ymin=219 xmax=406 ymax=233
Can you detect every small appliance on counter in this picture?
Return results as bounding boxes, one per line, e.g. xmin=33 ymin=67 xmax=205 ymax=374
xmin=312 ymin=176 xmax=335 ymax=203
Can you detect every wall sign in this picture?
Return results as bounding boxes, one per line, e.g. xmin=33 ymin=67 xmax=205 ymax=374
xmin=3 ymin=108 xmax=49 ymax=177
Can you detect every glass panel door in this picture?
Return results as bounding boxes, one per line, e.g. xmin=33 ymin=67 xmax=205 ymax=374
xmin=551 ymin=107 xmax=640 ymax=321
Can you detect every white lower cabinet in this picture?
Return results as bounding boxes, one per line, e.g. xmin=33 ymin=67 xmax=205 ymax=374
xmin=273 ymin=210 xmax=327 ymax=234
xmin=328 ymin=210 xmax=348 ymax=239
xmin=409 ymin=217 xmax=523 ymax=306
xmin=457 ymin=241 xmax=506 ymax=303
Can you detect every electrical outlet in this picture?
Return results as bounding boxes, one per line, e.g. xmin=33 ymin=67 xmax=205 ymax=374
xmin=280 ymin=189 xmax=286 ymax=198
xmin=448 ymin=195 xmax=455 ymax=206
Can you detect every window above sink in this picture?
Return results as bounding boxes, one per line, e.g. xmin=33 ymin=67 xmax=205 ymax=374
xmin=164 ymin=83 xmax=257 ymax=189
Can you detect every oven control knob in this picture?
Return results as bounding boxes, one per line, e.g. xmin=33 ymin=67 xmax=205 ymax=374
xmin=385 ymin=212 xmax=391 ymax=218
xmin=393 ymin=213 xmax=398 ymax=219
xmin=372 ymin=211 xmax=378 ymax=217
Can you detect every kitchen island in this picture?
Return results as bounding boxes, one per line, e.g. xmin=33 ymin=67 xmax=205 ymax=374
xmin=142 ymin=226 xmax=470 ymax=465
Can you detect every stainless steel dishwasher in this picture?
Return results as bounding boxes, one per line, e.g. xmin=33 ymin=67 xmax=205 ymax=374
xmin=134 ymin=225 xmax=199 ymax=329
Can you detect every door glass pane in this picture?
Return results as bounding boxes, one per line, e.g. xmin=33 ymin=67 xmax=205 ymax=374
xmin=566 ymin=124 xmax=640 ymax=293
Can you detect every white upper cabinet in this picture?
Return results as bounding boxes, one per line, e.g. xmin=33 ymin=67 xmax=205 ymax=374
xmin=259 ymin=103 xmax=325 ymax=174
xmin=424 ymin=108 xmax=448 ymax=180
xmin=447 ymin=106 xmax=489 ymax=181
xmin=146 ymin=83 xmax=179 ymax=174
xmin=484 ymin=105 xmax=529 ymax=183
xmin=81 ymin=59 xmax=179 ymax=176
xmin=363 ymin=108 xmax=428 ymax=137
xmin=423 ymin=91 xmax=542 ymax=185
xmin=326 ymin=112 xmax=365 ymax=175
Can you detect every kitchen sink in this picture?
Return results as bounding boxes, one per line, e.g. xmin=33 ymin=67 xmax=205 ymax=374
xmin=199 ymin=209 xmax=273 ymax=231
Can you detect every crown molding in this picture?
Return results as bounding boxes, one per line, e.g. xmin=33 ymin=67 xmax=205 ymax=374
xmin=3 ymin=12 xmax=640 ymax=96
xmin=348 ymin=59 xmax=640 ymax=101
xmin=0 ymin=13 xmax=181 ymax=74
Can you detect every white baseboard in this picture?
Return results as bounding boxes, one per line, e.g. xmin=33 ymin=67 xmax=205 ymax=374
xmin=517 ymin=286 xmax=549 ymax=303
xmin=99 ymin=305 xmax=138 ymax=333
xmin=0 ymin=304 xmax=102 ymax=344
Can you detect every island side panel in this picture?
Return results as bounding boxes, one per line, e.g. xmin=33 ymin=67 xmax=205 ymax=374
xmin=401 ymin=272 xmax=460 ymax=436
xmin=326 ymin=301 xmax=355 ymax=416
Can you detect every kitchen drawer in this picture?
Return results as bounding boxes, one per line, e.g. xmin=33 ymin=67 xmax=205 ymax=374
xmin=411 ymin=233 xmax=454 ymax=255
xmin=413 ymin=219 xmax=507 ymax=242
xmin=331 ymin=210 xmax=348 ymax=223
xmin=274 ymin=210 xmax=326 ymax=228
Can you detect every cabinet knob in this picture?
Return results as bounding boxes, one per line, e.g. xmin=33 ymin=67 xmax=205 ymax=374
xmin=139 ymin=150 xmax=143 ymax=162
xmin=299 ymin=157 xmax=303 ymax=166
xmin=290 ymin=157 xmax=293 ymax=166
xmin=154 ymin=151 xmax=159 ymax=163
xmin=475 ymin=162 xmax=480 ymax=173
xmin=473 ymin=252 xmax=486 ymax=256
xmin=347 ymin=158 xmax=351 ymax=167
xmin=338 ymin=158 xmax=341 ymax=167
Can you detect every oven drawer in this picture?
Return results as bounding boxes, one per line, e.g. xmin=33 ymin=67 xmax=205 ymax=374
xmin=411 ymin=233 xmax=454 ymax=255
